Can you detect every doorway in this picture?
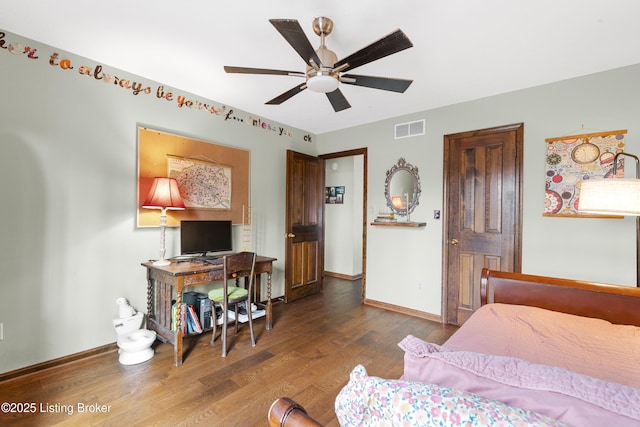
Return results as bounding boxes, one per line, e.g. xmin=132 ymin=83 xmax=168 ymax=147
xmin=320 ymin=148 xmax=368 ymax=301
xmin=442 ymin=124 xmax=523 ymax=324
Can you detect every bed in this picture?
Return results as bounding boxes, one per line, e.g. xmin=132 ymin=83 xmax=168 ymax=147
xmin=268 ymin=268 xmax=640 ymax=426
xmin=396 ymin=269 xmax=640 ymax=426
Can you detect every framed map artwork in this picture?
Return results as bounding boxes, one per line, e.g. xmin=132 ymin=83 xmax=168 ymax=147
xmin=167 ymin=155 xmax=231 ymax=210
xmin=544 ymin=129 xmax=626 ymax=217
xmin=137 ymin=127 xmax=249 ymax=227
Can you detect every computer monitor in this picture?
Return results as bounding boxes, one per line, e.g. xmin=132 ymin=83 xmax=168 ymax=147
xmin=180 ymin=220 xmax=233 ymax=256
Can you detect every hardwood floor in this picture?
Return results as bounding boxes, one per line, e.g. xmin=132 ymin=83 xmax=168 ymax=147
xmin=0 ymin=277 xmax=458 ymax=426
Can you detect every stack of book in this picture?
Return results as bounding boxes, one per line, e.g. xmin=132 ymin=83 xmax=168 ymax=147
xmin=373 ymin=213 xmax=396 ymax=223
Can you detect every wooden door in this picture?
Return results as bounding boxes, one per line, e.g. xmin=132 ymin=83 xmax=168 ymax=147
xmin=284 ymin=150 xmax=324 ymax=302
xmin=443 ymin=124 xmax=523 ymax=324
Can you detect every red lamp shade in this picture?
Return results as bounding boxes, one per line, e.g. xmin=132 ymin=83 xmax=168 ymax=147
xmin=142 ymin=177 xmax=186 ymax=210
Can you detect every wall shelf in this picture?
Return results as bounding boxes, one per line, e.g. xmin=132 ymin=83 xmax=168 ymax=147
xmin=370 ymin=221 xmax=426 ymax=227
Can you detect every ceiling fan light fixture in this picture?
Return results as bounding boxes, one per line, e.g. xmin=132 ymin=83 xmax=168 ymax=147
xmin=224 ymin=18 xmax=414 ymax=110
xmin=307 ymin=74 xmax=339 ymax=93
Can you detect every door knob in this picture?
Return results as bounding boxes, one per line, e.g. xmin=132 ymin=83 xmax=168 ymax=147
xmin=450 ymin=239 xmax=458 ymax=245
xmin=286 ymin=233 xmax=296 ymax=238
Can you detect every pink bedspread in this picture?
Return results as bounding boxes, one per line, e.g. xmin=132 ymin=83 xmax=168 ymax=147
xmin=443 ymin=303 xmax=640 ymax=388
xmin=399 ymin=335 xmax=640 ymax=426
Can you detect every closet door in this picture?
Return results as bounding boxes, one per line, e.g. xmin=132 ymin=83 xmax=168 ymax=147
xmin=444 ymin=124 xmax=523 ymax=324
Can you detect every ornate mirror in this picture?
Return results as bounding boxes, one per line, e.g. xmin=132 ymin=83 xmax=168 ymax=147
xmin=385 ymin=158 xmax=421 ymax=216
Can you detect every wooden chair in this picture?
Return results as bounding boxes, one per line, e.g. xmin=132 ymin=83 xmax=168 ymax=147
xmin=208 ymin=252 xmax=256 ymax=357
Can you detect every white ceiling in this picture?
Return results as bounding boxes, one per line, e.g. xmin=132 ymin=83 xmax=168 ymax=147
xmin=2 ymin=1 xmax=640 ymax=134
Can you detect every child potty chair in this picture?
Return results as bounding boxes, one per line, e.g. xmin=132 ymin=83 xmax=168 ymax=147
xmin=112 ymin=297 xmax=156 ymax=365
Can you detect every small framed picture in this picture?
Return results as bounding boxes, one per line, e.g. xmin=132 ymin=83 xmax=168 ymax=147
xmin=325 ymin=186 xmax=345 ymax=204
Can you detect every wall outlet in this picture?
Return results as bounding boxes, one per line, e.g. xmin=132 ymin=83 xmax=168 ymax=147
xmin=417 ymin=282 xmax=423 ymax=291
xmin=0 ymin=323 xmax=3 ymax=341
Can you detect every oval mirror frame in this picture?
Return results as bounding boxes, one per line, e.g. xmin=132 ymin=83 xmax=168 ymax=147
xmin=384 ymin=158 xmax=422 ymax=216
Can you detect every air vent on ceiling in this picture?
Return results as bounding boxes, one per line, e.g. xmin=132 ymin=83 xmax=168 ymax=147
xmin=394 ymin=119 xmax=425 ymax=139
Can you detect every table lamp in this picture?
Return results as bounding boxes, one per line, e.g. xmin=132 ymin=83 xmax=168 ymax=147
xmin=142 ymin=177 xmax=186 ymax=266
xmin=391 ymin=193 xmax=411 ymax=221
xmin=391 ymin=196 xmax=404 ymax=209
xmin=578 ymin=152 xmax=640 ymax=287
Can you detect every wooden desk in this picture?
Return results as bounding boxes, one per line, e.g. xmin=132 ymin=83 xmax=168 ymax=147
xmin=142 ymin=255 xmax=277 ymax=366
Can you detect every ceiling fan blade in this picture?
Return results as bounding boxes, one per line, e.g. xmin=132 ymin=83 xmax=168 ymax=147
xmin=224 ymin=65 xmax=305 ymax=77
xmin=326 ymin=89 xmax=351 ymax=112
xmin=334 ymin=29 xmax=413 ymax=72
xmin=269 ymin=19 xmax=323 ymax=67
xmin=265 ymin=84 xmax=307 ymax=105
xmin=341 ymin=74 xmax=413 ymax=93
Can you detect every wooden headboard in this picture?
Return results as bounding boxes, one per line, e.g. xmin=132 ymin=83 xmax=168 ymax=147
xmin=480 ymin=268 xmax=640 ymax=326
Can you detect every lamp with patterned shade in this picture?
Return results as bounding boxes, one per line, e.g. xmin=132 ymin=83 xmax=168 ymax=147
xmin=142 ymin=177 xmax=186 ymax=266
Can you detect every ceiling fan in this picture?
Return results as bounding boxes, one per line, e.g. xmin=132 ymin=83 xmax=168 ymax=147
xmin=224 ymin=17 xmax=414 ymax=112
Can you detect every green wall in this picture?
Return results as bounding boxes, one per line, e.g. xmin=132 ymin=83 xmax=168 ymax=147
xmin=318 ymin=64 xmax=640 ymax=316
xmin=2 ymin=26 xmax=640 ymax=373
xmin=0 ymin=30 xmax=314 ymax=373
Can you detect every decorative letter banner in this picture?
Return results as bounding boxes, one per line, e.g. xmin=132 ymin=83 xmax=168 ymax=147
xmin=0 ymin=30 xmax=307 ymax=140
xmin=544 ymin=129 xmax=626 ymax=217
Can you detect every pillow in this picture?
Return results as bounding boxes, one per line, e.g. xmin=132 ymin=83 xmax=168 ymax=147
xmin=334 ymin=364 xmax=564 ymax=426
xmin=398 ymin=335 xmax=640 ymax=426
